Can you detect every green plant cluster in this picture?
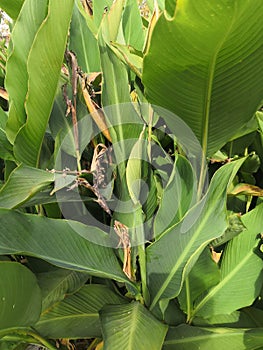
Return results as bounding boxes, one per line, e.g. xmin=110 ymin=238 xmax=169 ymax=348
xmin=0 ymin=1 xmax=263 ymax=349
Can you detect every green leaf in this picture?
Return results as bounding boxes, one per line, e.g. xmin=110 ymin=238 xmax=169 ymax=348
xmin=211 ymin=213 xmax=246 ymax=247
xmin=13 ymin=0 xmax=74 ymax=166
xmin=99 ymin=1 xmax=143 ymax=145
xmin=69 ymin=2 xmax=101 ymax=73
xmin=100 ymin=302 xmax=168 ymax=350
xmin=19 ymin=188 xmax=92 ymax=208
xmin=37 ymin=268 xmax=89 ymax=311
xmin=0 ymin=108 xmax=8 ymax=130
xmin=191 ymin=203 xmax=263 ymax=320
xmin=146 ymin=0 xmax=165 ymax=13
xmin=229 ymin=114 xmax=259 ymax=142
xmin=35 ymin=284 xmax=127 ymax=339
xmin=146 ymin=158 xmax=245 ymax=311
xmin=0 ymin=341 xmax=29 ymax=350
xmin=178 ymin=247 xmax=220 ymax=315
xmin=0 ymin=262 xmax=42 ymax=329
xmin=126 ymin=134 xmax=148 ymax=205
xmin=99 ymin=2 xmax=132 ymax=108
xmin=109 ymin=42 xmax=143 ymax=77
xmin=5 ymin=0 xmax=48 ymax=143
xmin=122 ymin=0 xmax=146 ymax=51
xmin=93 ymin=0 xmax=113 ymax=30
xmin=165 ymin=0 xmax=176 ymax=17
xmin=50 ymin=94 xmax=94 ymax=160
xmin=193 ymin=308 xmax=263 ymax=328
xmin=142 ymin=1 xmax=263 ymax=156
xmin=0 ymin=164 xmax=54 ymax=208
xmin=0 ymin=0 xmax=25 ymax=19
xmin=163 ymin=324 xmax=263 ymax=350
xmin=0 ymin=209 xmax=133 ymax=286
xmin=252 ymin=132 xmax=263 ymax=173
xmin=0 ymin=128 xmax=14 ymax=161
xmin=154 ymin=155 xmax=196 ymax=237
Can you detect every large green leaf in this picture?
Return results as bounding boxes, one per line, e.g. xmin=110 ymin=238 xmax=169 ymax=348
xmin=99 ymin=0 xmax=132 ymax=111
xmin=163 ymin=324 xmax=263 ymax=350
xmin=37 ymin=268 xmax=89 ymax=311
xmin=35 ymin=284 xmax=127 ymax=338
xmin=0 ymin=262 xmax=42 ymax=329
xmin=191 ymin=203 xmax=263 ymax=320
xmin=122 ymin=0 xmax=145 ymax=51
xmin=100 ymin=302 xmax=168 ymax=350
xmin=0 ymin=0 xmax=25 ymax=19
xmin=13 ymin=0 xmax=74 ymax=166
xmin=146 ymin=158 xmax=245 ymax=311
xmin=0 ymin=165 xmax=54 ymax=208
xmin=193 ymin=308 xmax=263 ymax=328
xmin=5 ymin=0 xmax=48 ymax=143
xmin=142 ymin=0 xmax=263 ymax=156
xmin=69 ymin=2 xmax=100 ymax=73
xmin=0 ymin=209 xmax=133 ymax=286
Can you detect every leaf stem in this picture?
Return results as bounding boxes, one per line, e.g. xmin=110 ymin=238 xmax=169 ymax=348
xmin=197 ymin=153 xmax=207 ymax=200
xmin=185 ymin=276 xmax=192 ymax=323
xmin=138 ymin=243 xmax=150 ymax=306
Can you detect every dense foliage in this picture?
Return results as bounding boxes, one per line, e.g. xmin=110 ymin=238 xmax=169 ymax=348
xmin=0 ymin=1 xmax=263 ymax=349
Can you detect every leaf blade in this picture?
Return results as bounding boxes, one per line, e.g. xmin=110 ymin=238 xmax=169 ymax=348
xmin=35 ymin=284 xmax=127 ymax=338
xmin=13 ymin=0 xmax=74 ymax=166
xmin=100 ymin=302 xmax=168 ymax=350
xmin=0 ymin=209 xmax=132 ymax=286
xmin=191 ymin=203 xmax=263 ymax=319
xmin=146 ymin=158 xmax=245 ymax=310
xmin=142 ymin=1 xmax=263 ymax=156
xmin=0 ymin=262 xmax=42 ymax=329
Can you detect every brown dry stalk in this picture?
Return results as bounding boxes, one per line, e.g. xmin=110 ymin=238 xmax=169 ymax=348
xmin=81 ymin=78 xmax=112 ymax=142
xmin=114 ymin=220 xmax=133 ymax=280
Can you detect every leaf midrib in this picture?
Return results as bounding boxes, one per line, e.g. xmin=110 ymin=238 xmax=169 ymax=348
xmin=37 ymin=313 xmax=98 ymax=325
xmin=164 ymin=328 xmax=248 ymax=345
xmin=201 ymin=4 xmax=237 ymax=155
xmin=150 ymin=194 xmax=222 ymax=310
xmin=191 ymin=245 xmax=255 ymax=318
xmin=126 ymin=304 xmax=139 ymax=350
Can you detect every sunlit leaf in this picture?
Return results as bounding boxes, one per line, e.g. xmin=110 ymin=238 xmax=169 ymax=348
xmin=122 ymin=0 xmax=145 ymax=51
xmin=35 ymin=285 xmax=127 ymax=338
xmin=191 ymin=203 xmax=263 ymax=320
xmin=143 ymin=0 xmax=263 ymax=156
xmin=154 ymin=155 xmax=196 ymax=237
xmin=0 ymin=209 xmax=134 ymax=287
xmin=69 ymin=2 xmax=100 ymax=73
xmin=0 ymin=0 xmax=25 ymax=19
xmin=100 ymin=302 xmax=168 ymax=350
xmin=146 ymin=158 xmax=245 ymax=311
xmin=178 ymin=247 xmax=220 ymax=316
xmin=163 ymin=324 xmax=263 ymax=350
xmin=13 ymin=0 xmax=74 ymax=166
xmin=5 ymin=0 xmax=48 ymax=143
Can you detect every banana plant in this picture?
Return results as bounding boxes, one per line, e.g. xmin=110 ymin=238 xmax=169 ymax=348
xmin=0 ymin=1 xmax=262 ymax=349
